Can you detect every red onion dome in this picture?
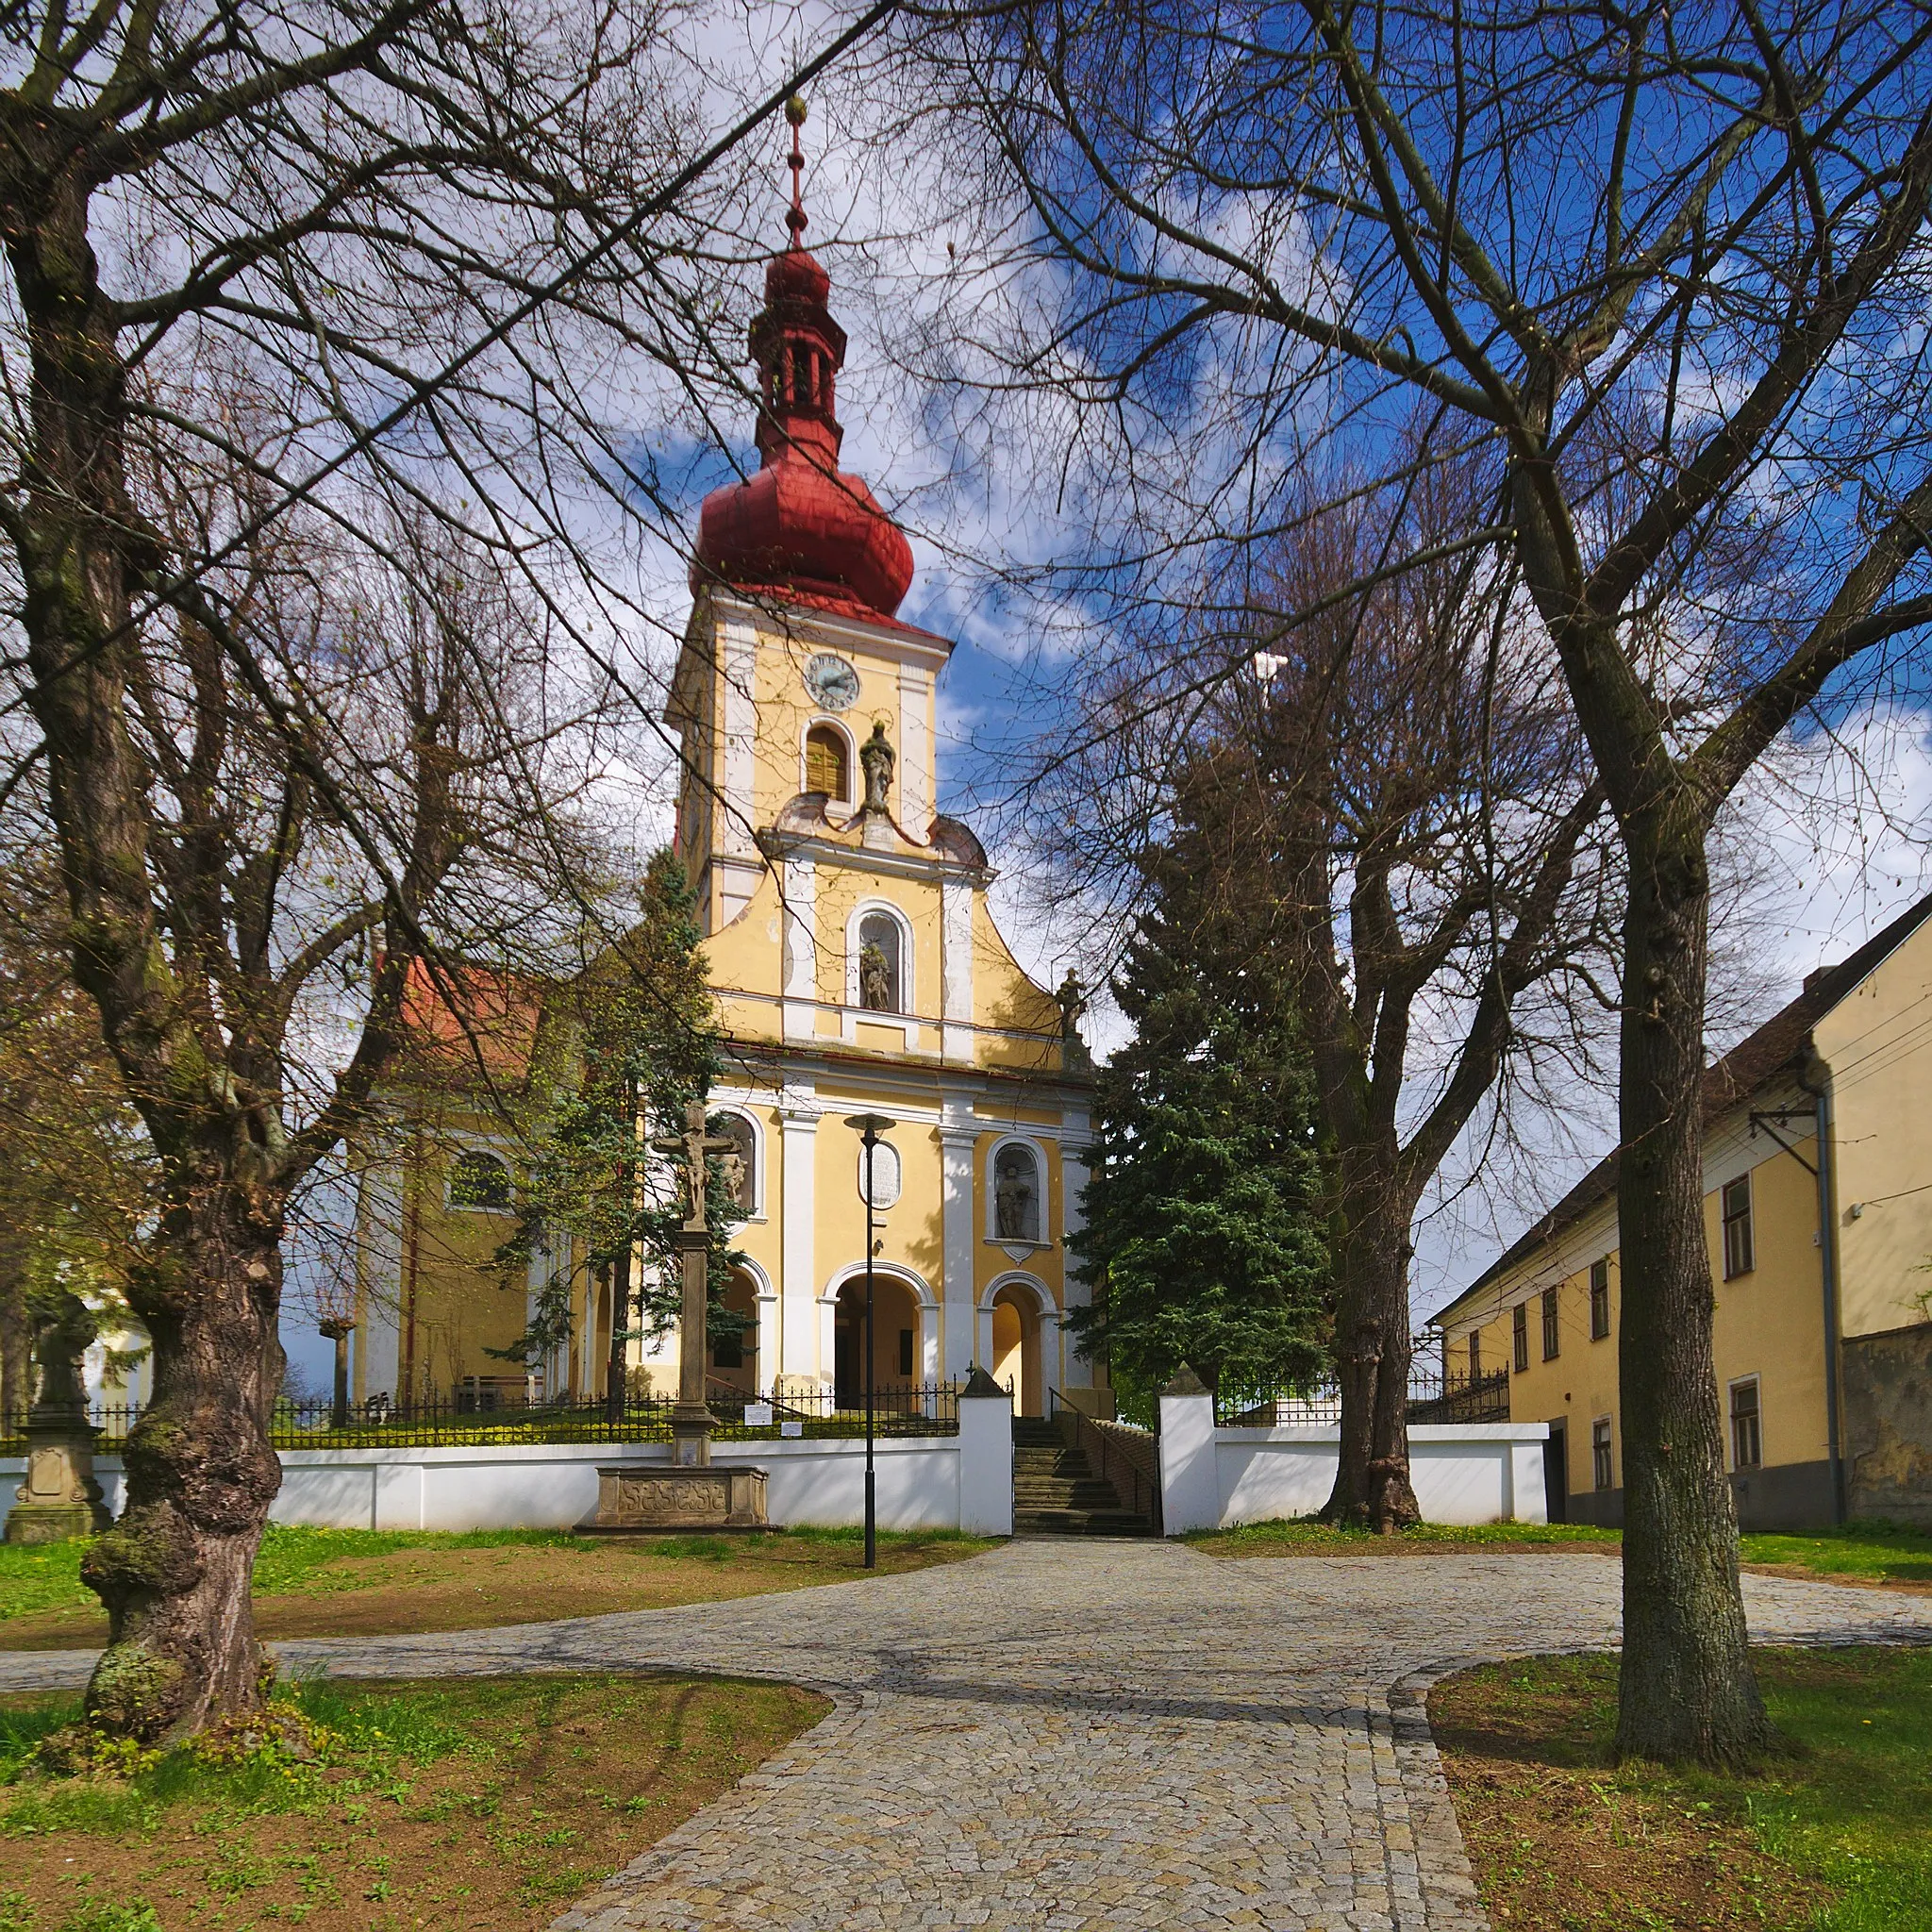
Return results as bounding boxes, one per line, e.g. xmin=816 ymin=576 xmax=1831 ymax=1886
xmin=691 ymin=102 xmax=914 ymax=623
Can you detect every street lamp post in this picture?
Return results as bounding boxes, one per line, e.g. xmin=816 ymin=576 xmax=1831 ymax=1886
xmin=844 ymin=1112 xmax=894 ymax=1570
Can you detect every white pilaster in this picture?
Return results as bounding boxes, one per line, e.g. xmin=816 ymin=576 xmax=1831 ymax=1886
xmin=898 ymin=664 xmax=933 ymax=840
xmin=1058 ymin=1110 xmax=1094 ymax=1390
xmin=940 ymin=1096 xmax=978 ymax=1377
xmin=777 ymin=1084 xmax=820 ymax=1387
xmin=781 ymin=857 xmax=818 ymax=1041
xmin=756 ymin=1292 xmax=781 ymax=1399
xmin=941 ymin=877 xmax=974 ymax=1064
xmin=720 ymin=620 xmax=757 ymax=861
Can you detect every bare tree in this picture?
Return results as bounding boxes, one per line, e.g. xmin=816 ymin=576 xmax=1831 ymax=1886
xmin=898 ymin=0 xmax=1932 ymax=1760
xmin=0 ymin=0 xmax=900 ymax=1743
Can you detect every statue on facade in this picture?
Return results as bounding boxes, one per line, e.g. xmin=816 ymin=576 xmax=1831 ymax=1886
xmin=1054 ymin=971 xmax=1091 ymax=1068
xmin=994 ymin=1150 xmax=1038 ymax=1242
xmin=858 ymin=721 xmax=894 ymax=815
xmin=858 ymin=941 xmax=892 ymax=1011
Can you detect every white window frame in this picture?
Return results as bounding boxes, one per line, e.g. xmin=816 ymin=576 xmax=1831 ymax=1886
xmin=800 ymin=715 xmax=857 ymax=808
xmin=1722 ymin=1173 xmax=1755 ymax=1279
xmin=985 ymin=1133 xmax=1050 ymax=1248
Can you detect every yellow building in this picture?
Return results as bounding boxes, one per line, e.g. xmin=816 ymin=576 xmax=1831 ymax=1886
xmin=1431 ymin=895 xmax=1932 ymax=1530
xmin=346 ymin=165 xmax=1100 ymax=1419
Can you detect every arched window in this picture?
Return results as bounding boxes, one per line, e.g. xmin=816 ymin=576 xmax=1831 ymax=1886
xmin=448 ymin=1149 xmax=512 ymax=1212
xmin=710 ymin=1110 xmax=758 ymax=1217
xmin=806 ymin=724 xmax=849 ymax=801
xmin=856 ymin=911 xmax=902 ymax=1013
xmin=992 ymin=1142 xmax=1042 ymax=1243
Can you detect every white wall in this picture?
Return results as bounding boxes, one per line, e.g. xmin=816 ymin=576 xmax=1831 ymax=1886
xmin=3 ymin=1421 xmax=1008 ymax=1537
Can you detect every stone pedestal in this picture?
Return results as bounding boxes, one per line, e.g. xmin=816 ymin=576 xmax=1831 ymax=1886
xmin=6 ymin=1408 xmax=111 ymax=1544
xmin=584 ymin=1463 xmax=768 ymax=1533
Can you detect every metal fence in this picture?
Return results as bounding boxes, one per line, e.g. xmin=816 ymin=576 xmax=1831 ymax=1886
xmin=1212 ymin=1361 xmax=1510 ymax=1428
xmin=2 ymin=1383 xmax=964 ymax=1456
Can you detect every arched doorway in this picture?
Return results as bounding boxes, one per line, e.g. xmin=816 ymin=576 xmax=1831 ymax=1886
xmin=833 ymin=1274 xmax=922 ymax=1408
xmin=708 ymin=1267 xmax=759 ymax=1397
xmin=991 ymin=1283 xmax=1043 ymax=1416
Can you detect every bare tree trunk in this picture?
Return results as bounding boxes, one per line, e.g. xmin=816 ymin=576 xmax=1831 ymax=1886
xmin=1323 ymin=1170 xmax=1420 ymax=1530
xmin=80 ymin=1175 xmax=285 ymax=1742
xmin=1612 ymin=805 xmax=1770 ymax=1764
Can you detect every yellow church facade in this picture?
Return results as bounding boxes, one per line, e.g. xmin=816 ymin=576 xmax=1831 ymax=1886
xmin=653 ymin=588 xmax=1100 ymax=1417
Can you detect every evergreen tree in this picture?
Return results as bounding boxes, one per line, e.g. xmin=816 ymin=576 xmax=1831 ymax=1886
xmin=1066 ymin=781 xmax=1330 ymax=1423
xmin=488 ymin=849 xmax=742 ymax=1392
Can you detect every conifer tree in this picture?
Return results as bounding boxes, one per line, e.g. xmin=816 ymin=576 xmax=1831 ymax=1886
xmin=489 ymin=850 xmax=742 ymax=1396
xmin=1067 ymin=778 xmax=1330 ymax=1421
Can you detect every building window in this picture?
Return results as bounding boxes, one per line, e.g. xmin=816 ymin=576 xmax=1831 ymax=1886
xmin=447 ymin=1149 xmax=512 ymax=1212
xmin=1512 ymin=1302 xmax=1528 ymax=1373
xmin=806 ymin=724 xmax=849 ymax=801
xmin=1592 ymin=1416 xmax=1614 ymax=1491
xmin=1722 ymin=1174 xmax=1755 ymax=1279
xmin=1468 ymin=1331 xmax=1481 ymax=1380
xmin=856 ymin=911 xmax=903 ymax=1012
xmin=1590 ymin=1258 xmax=1611 ymax=1341
xmin=992 ymin=1141 xmax=1043 ymax=1243
xmin=1541 ymin=1287 xmax=1560 ymax=1360
xmin=1730 ymin=1377 xmax=1762 ymax=1471
xmin=898 ymin=1327 xmax=914 ymax=1376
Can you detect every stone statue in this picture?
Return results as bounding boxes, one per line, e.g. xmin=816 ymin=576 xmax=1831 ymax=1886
xmin=858 ymin=941 xmax=892 ymax=1011
xmin=1055 ymin=971 xmax=1091 ymax=1070
xmin=29 ymin=1291 xmax=95 ymax=1414
xmin=717 ymin=1149 xmax=749 ymax=1214
xmin=858 ymin=721 xmax=894 ymax=815
xmin=994 ymin=1153 xmax=1038 ymax=1242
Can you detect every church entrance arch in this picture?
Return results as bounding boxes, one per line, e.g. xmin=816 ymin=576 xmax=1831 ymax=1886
xmin=832 ymin=1270 xmax=924 ymax=1409
xmin=989 ymin=1280 xmax=1046 ymax=1417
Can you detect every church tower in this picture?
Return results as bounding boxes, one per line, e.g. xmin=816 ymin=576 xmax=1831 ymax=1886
xmin=660 ymin=102 xmax=1101 ymax=1414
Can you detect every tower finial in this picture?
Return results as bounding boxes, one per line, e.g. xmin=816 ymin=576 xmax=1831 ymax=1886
xmin=785 ymin=94 xmax=808 ymax=247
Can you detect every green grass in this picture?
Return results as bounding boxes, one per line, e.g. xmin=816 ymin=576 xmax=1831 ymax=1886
xmin=1190 ymin=1513 xmax=1932 ymax=1589
xmin=0 ymin=1520 xmax=991 ymax=1625
xmin=1739 ymin=1519 xmax=1932 ymax=1590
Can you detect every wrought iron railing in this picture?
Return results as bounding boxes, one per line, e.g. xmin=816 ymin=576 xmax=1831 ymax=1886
xmin=1046 ymin=1389 xmax=1161 ymax=1531
xmin=2 ymin=1383 xmax=964 ymax=1456
xmin=1212 ymin=1361 xmax=1510 ymax=1427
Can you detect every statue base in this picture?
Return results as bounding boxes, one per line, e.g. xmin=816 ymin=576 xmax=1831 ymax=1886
xmin=583 ymin=1464 xmax=769 ymax=1534
xmin=6 ymin=1410 xmax=111 ymax=1545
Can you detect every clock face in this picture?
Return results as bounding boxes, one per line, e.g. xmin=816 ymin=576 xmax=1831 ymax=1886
xmin=804 ymin=653 xmax=860 ymax=712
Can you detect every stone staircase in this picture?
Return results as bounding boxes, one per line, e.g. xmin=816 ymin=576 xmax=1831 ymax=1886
xmin=1011 ymin=1417 xmax=1155 ymax=1536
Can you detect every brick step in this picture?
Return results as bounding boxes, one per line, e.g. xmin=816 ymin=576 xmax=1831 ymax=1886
xmin=1013 ymin=1483 xmax=1124 ymax=1504
xmin=1014 ymin=1509 xmax=1153 ymax=1536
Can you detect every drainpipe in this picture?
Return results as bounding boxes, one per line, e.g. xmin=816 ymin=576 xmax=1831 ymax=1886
xmin=1797 ymin=1046 xmax=1846 ymax=1524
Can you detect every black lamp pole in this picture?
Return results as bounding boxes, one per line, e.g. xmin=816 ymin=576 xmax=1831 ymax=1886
xmin=844 ymin=1112 xmax=894 ymax=1570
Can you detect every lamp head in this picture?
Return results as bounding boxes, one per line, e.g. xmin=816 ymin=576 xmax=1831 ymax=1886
xmin=842 ymin=1111 xmax=895 ymax=1142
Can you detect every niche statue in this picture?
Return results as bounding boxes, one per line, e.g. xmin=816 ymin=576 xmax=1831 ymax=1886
xmin=858 ymin=721 xmax=894 ymax=816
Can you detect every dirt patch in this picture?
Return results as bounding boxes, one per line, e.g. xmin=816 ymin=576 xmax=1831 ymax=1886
xmin=0 ymin=1535 xmax=986 ymax=1652
xmin=0 ymin=1673 xmax=827 ymax=1932
xmin=1740 ymin=1559 xmax=1932 ymax=1595
xmin=1429 ymin=1653 xmax=1829 ymax=1930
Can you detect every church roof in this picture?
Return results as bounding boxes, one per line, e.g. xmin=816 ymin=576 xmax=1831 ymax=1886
xmin=692 ymin=102 xmax=915 ymax=624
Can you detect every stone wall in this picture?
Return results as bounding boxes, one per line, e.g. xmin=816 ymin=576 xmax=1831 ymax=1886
xmin=1842 ymin=1320 xmax=1932 ymax=1525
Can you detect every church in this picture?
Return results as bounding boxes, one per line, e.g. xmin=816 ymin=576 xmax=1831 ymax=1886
xmin=344 ymin=115 xmax=1103 ymax=1422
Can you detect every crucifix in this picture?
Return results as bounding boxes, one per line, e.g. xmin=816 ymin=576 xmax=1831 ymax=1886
xmin=651 ymin=1099 xmax=740 ymax=1466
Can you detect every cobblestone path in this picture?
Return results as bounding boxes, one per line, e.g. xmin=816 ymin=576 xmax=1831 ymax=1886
xmin=5 ymin=1541 xmax=1927 ymax=1930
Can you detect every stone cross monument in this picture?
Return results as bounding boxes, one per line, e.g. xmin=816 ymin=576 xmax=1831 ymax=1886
xmin=585 ymin=1099 xmax=768 ymax=1533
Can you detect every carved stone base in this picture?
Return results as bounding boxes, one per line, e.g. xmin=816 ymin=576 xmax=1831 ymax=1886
xmin=6 ymin=1420 xmax=111 ymax=1545
xmin=584 ymin=1464 xmax=769 ymax=1533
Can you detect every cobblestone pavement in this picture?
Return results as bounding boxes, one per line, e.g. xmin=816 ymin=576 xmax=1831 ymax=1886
xmin=5 ymin=1541 xmax=1928 ymax=1931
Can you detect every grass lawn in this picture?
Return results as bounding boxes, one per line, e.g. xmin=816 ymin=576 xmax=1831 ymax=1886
xmin=0 ymin=1671 xmax=826 ymax=1932
xmin=1430 ymin=1646 xmax=1932 ymax=1931
xmin=1188 ymin=1516 xmax=1932 ymax=1591
xmin=0 ymin=1524 xmax=995 ymax=1652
